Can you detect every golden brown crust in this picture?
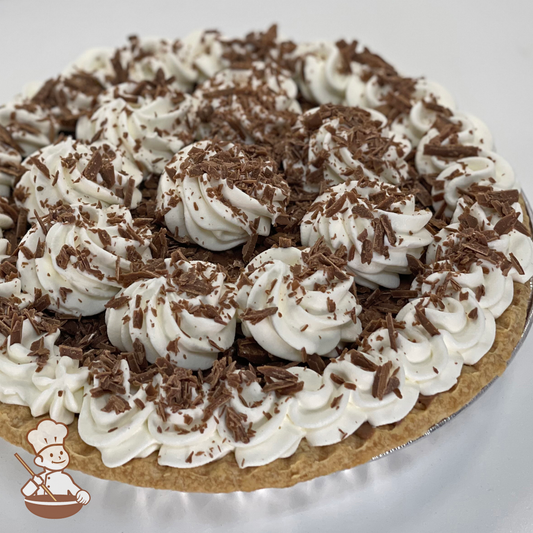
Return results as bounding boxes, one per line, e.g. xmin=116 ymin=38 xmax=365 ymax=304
xmin=0 ymin=278 xmax=529 ymax=493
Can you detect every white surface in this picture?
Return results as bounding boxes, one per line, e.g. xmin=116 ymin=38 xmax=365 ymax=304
xmin=0 ymin=0 xmax=532 ymax=531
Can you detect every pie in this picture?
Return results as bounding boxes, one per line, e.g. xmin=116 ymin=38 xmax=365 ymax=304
xmin=0 ymin=26 xmax=531 ymax=493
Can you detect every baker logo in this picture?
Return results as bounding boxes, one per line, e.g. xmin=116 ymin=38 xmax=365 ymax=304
xmin=14 ymin=419 xmax=91 ymax=519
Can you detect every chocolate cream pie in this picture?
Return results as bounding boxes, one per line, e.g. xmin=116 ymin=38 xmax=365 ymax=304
xmin=0 ymin=26 xmax=531 ymax=492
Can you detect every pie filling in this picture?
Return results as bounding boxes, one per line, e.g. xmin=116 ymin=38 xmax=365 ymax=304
xmin=0 ymin=26 xmax=531 ymax=470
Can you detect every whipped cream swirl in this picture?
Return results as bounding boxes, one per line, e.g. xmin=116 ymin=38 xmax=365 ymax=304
xmin=293 ymin=41 xmax=354 ymax=105
xmin=15 ymin=138 xmax=143 ymax=222
xmin=427 ymin=195 xmax=533 ymax=285
xmin=413 ymin=263 xmax=515 ymax=320
xmin=396 ymin=290 xmax=496 ymax=366
xmin=284 ymin=105 xmax=412 ymax=193
xmin=0 ymin=131 xmax=24 ymax=196
xmin=154 ymin=379 xmax=233 ymax=469
xmin=17 ymin=204 xmax=153 ymax=316
xmin=0 ymin=93 xmax=57 ymax=194
xmin=335 ymin=346 xmax=420 ymax=426
xmin=78 ymin=360 xmax=159 ymax=467
xmin=301 ymin=177 xmax=433 ymax=288
xmin=0 ymin=313 xmax=88 ymax=424
xmin=77 ymin=81 xmax=196 ymax=175
xmin=157 ymin=140 xmax=290 ymax=251
xmin=415 ymin=112 xmax=494 ymax=176
xmin=0 ymin=94 xmax=57 ymax=158
xmin=432 ymin=153 xmax=517 ymax=217
xmin=106 ymin=259 xmax=238 ymax=370
xmin=0 ymin=207 xmax=14 ymax=260
xmin=193 ymin=62 xmax=300 ymax=147
xmin=236 ymin=245 xmax=361 ymax=361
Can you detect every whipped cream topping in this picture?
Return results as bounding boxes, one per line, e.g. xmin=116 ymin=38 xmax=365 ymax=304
xmin=432 ymin=153 xmax=517 ymax=217
xmin=157 ymin=140 xmax=290 ymax=251
xmin=388 ymin=80 xmax=456 ymax=147
xmin=0 ymin=95 xmax=57 ymax=158
xmin=78 ymin=359 xmax=160 ymax=467
xmin=284 ymin=105 xmax=412 ymax=193
xmin=236 ymin=245 xmax=361 ymax=361
xmin=76 ymin=80 xmax=196 ymax=175
xmin=294 ymin=41 xmax=354 ymax=105
xmin=427 ymin=193 xmax=533 ymax=285
xmin=106 ymin=259 xmax=237 ymax=370
xmin=15 ymin=138 xmax=143 ymax=222
xmin=77 ymin=347 xmax=422 ymax=469
xmin=17 ymin=204 xmax=153 ymax=316
xmin=413 ymin=263 xmax=515 ymax=320
xmin=415 ymin=112 xmax=494 ymax=176
xmin=23 ymin=72 xmax=106 ymax=133
xmin=0 ymin=130 xmax=24 ymax=196
xmin=0 ymin=313 xmax=88 ymax=425
xmin=0 ymin=209 xmax=14 ymax=260
xmin=63 ymin=47 xmax=116 ymax=86
xmin=368 ymin=321 xmax=462 ymax=397
xmin=193 ymin=61 xmax=300 ymax=147
xmin=396 ymin=289 xmax=495 ymax=367
xmin=301 ymin=176 xmax=433 ymax=288
xmin=0 ymin=93 xmax=57 ymax=196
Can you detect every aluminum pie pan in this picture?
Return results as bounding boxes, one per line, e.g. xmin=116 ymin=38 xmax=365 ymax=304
xmin=369 ymin=192 xmax=533 ymax=464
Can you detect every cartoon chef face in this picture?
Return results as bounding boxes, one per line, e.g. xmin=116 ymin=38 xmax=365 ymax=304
xmin=34 ymin=444 xmax=70 ymax=471
xmin=27 ymin=420 xmax=71 ymax=472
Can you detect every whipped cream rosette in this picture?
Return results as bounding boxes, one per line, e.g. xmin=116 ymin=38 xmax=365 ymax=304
xmin=412 ymin=263 xmax=515 ymax=320
xmin=152 ymin=367 xmax=233 ymax=469
xmin=0 ymin=94 xmax=58 ymax=195
xmin=106 ymin=258 xmax=238 ymax=370
xmin=387 ymin=80 xmax=456 ymax=147
xmin=301 ymin=177 xmax=433 ymax=288
xmin=17 ymin=203 xmax=153 ymax=317
xmin=427 ymin=192 xmax=533 ymax=285
xmin=77 ymin=79 xmax=196 ymax=175
xmin=0 ymin=310 xmax=88 ymax=424
xmin=293 ymin=41 xmax=355 ymax=105
xmin=431 ymin=153 xmax=517 ymax=218
xmin=0 ymin=95 xmax=57 ymax=157
xmin=415 ymin=111 xmax=494 ymax=176
xmin=15 ymin=137 xmax=143 ymax=222
xmin=214 ymin=366 xmax=303 ymax=469
xmin=22 ymin=71 xmax=106 ymax=133
xmin=236 ymin=244 xmax=361 ymax=361
xmin=157 ymin=140 xmax=290 ymax=251
xmin=0 ymin=127 xmax=25 ymax=197
xmin=333 ymin=346 xmax=420 ymax=426
xmin=147 ymin=31 xmax=231 ymax=89
xmin=78 ymin=358 xmax=159 ymax=468
xmin=193 ymin=61 xmax=301 ymax=148
xmin=0 ymin=206 xmax=14 ymax=261
xmin=66 ymin=31 xmax=228 ymax=92
xmin=285 ymin=363 xmax=365 ymax=447
xmin=396 ymin=289 xmax=495 ymax=367
xmin=63 ymin=46 xmax=116 ymax=86
xmin=366 ymin=316 xmax=462 ymax=397
xmin=284 ymin=104 xmax=412 ymax=193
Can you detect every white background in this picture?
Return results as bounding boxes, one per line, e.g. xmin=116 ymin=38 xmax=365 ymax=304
xmin=0 ymin=1 xmax=532 ymax=531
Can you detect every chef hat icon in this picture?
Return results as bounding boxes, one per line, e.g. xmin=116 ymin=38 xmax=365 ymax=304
xmin=27 ymin=420 xmax=69 ymax=456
